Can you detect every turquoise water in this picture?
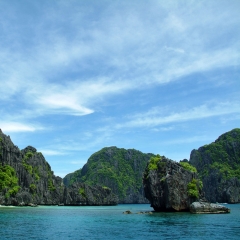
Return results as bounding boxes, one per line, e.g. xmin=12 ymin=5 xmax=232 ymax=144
xmin=0 ymin=204 xmax=239 ymax=239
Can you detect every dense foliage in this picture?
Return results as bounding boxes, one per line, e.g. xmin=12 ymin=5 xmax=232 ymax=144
xmin=0 ymin=165 xmax=20 ymax=198
xmin=148 ymin=154 xmax=162 ymax=171
xmin=191 ymin=128 xmax=240 ymax=180
xmin=187 ymin=178 xmax=202 ymax=198
xmin=22 ymin=151 xmax=34 ymax=173
xmin=180 ymin=162 xmax=197 ymax=173
xmin=144 ymin=154 xmax=167 ymax=179
xmin=63 ymin=147 xmax=154 ymax=200
xmin=79 ymin=187 xmax=86 ymax=198
xmin=22 ymin=151 xmax=41 ymax=182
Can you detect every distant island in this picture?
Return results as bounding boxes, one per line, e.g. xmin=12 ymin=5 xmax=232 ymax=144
xmin=0 ymin=128 xmax=239 ymax=211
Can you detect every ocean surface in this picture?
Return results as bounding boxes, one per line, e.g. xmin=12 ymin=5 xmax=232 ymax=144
xmin=0 ymin=204 xmax=239 ymax=240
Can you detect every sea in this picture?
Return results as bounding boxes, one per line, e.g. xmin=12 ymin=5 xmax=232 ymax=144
xmin=0 ymin=204 xmax=239 ymax=240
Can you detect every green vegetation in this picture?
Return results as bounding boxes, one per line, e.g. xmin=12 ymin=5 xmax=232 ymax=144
xmin=47 ymin=172 xmax=56 ymax=192
xmin=79 ymin=187 xmax=86 ymax=197
xmin=187 ymin=178 xmax=202 ymax=198
xmin=148 ymin=154 xmax=162 ymax=171
xmin=22 ymin=151 xmax=34 ymax=174
xmin=63 ymin=168 xmax=82 ymax=186
xmin=63 ymin=147 xmax=154 ymax=200
xmin=143 ymin=154 xmax=166 ymax=179
xmin=192 ymin=128 xmax=240 ymax=180
xmin=47 ymin=164 xmax=56 ymax=191
xmin=209 ymin=162 xmax=240 ymax=180
xmin=0 ymin=165 xmax=20 ymax=198
xmin=47 ymin=178 xmax=56 ymax=191
xmin=30 ymin=183 xmax=37 ymax=193
xmin=33 ymin=167 xmax=40 ymax=181
xmin=0 ymin=137 xmax=2 ymax=156
xmin=180 ymin=162 xmax=197 ymax=172
xmin=22 ymin=151 xmax=40 ymax=181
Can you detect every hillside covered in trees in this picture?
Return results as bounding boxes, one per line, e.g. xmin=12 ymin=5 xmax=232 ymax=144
xmin=63 ymin=147 xmax=154 ymax=203
xmin=189 ymin=128 xmax=240 ymax=203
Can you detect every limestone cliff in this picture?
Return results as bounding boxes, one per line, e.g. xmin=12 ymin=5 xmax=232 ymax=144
xmin=63 ymin=146 xmax=154 ymax=203
xmin=0 ymin=129 xmax=117 ymax=206
xmin=143 ymin=155 xmax=202 ymax=211
xmin=63 ymin=183 xmax=118 ymax=205
xmin=189 ymin=128 xmax=240 ymax=203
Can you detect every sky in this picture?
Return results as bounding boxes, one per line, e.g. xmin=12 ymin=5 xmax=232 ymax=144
xmin=0 ymin=0 xmax=239 ymax=177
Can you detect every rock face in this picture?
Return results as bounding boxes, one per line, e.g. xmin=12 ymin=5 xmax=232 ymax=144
xmin=63 ymin=146 xmax=154 ymax=203
xmin=189 ymin=128 xmax=240 ymax=203
xmin=190 ymin=201 xmax=230 ymax=214
xmin=143 ymin=155 xmax=202 ymax=211
xmin=0 ymin=129 xmax=117 ymax=206
xmin=63 ymin=183 xmax=118 ymax=205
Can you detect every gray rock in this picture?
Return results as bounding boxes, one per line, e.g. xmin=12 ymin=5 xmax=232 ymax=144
xmin=123 ymin=210 xmax=132 ymax=214
xmin=63 ymin=182 xmax=118 ymax=206
xmin=143 ymin=156 xmax=202 ymax=211
xmin=190 ymin=201 xmax=230 ymax=214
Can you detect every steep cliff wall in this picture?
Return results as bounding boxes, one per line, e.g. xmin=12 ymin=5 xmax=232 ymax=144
xmin=189 ymin=128 xmax=240 ymax=203
xmin=0 ymin=130 xmax=117 ymax=206
xmin=143 ymin=155 xmax=202 ymax=211
xmin=63 ymin=183 xmax=118 ymax=205
xmin=63 ymin=146 xmax=154 ymax=203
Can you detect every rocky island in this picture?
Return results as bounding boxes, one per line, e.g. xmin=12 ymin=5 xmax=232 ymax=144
xmin=63 ymin=146 xmax=154 ymax=203
xmin=0 ymin=127 xmax=239 ymax=212
xmin=0 ymin=129 xmax=118 ymax=206
xmin=143 ymin=155 xmax=230 ymax=213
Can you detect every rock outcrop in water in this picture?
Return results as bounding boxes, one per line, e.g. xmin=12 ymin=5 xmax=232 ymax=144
xmin=63 ymin=146 xmax=154 ymax=203
xmin=189 ymin=128 xmax=240 ymax=203
xmin=190 ymin=201 xmax=230 ymax=214
xmin=143 ymin=155 xmax=203 ymax=211
xmin=0 ymin=129 xmax=117 ymax=206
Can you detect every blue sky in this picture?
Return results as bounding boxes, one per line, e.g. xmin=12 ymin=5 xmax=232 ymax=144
xmin=0 ymin=0 xmax=239 ymax=177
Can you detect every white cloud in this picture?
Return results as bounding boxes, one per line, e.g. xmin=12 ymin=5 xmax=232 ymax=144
xmin=29 ymin=78 xmax=133 ymax=116
xmin=38 ymin=149 xmax=68 ymax=156
xmin=162 ymin=135 xmax=212 ymax=145
xmin=118 ymin=101 xmax=240 ymax=129
xmin=0 ymin=122 xmax=44 ymax=133
xmin=151 ymin=127 xmax=174 ymax=132
xmin=0 ymin=0 xmax=239 ymax=124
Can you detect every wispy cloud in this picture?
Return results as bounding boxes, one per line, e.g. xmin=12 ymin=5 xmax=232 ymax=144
xmin=151 ymin=127 xmax=175 ymax=132
xmin=38 ymin=149 xmax=68 ymax=156
xmin=161 ymin=135 xmax=213 ymax=146
xmin=70 ymin=160 xmax=87 ymax=165
xmin=117 ymin=101 xmax=240 ymax=129
xmin=0 ymin=0 xmax=239 ymax=124
xmin=0 ymin=122 xmax=44 ymax=133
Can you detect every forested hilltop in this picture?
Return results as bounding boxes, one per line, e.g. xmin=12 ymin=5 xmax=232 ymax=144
xmin=189 ymin=128 xmax=240 ymax=203
xmin=63 ymin=147 xmax=154 ymax=203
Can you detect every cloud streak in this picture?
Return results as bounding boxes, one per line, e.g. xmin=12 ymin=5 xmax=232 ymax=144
xmin=117 ymin=102 xmax=240 ymax=129
xmin=0 ymin=0 xmax=239 ymax=134
xmin=0 ymin=122 xmax=44 ymax=133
